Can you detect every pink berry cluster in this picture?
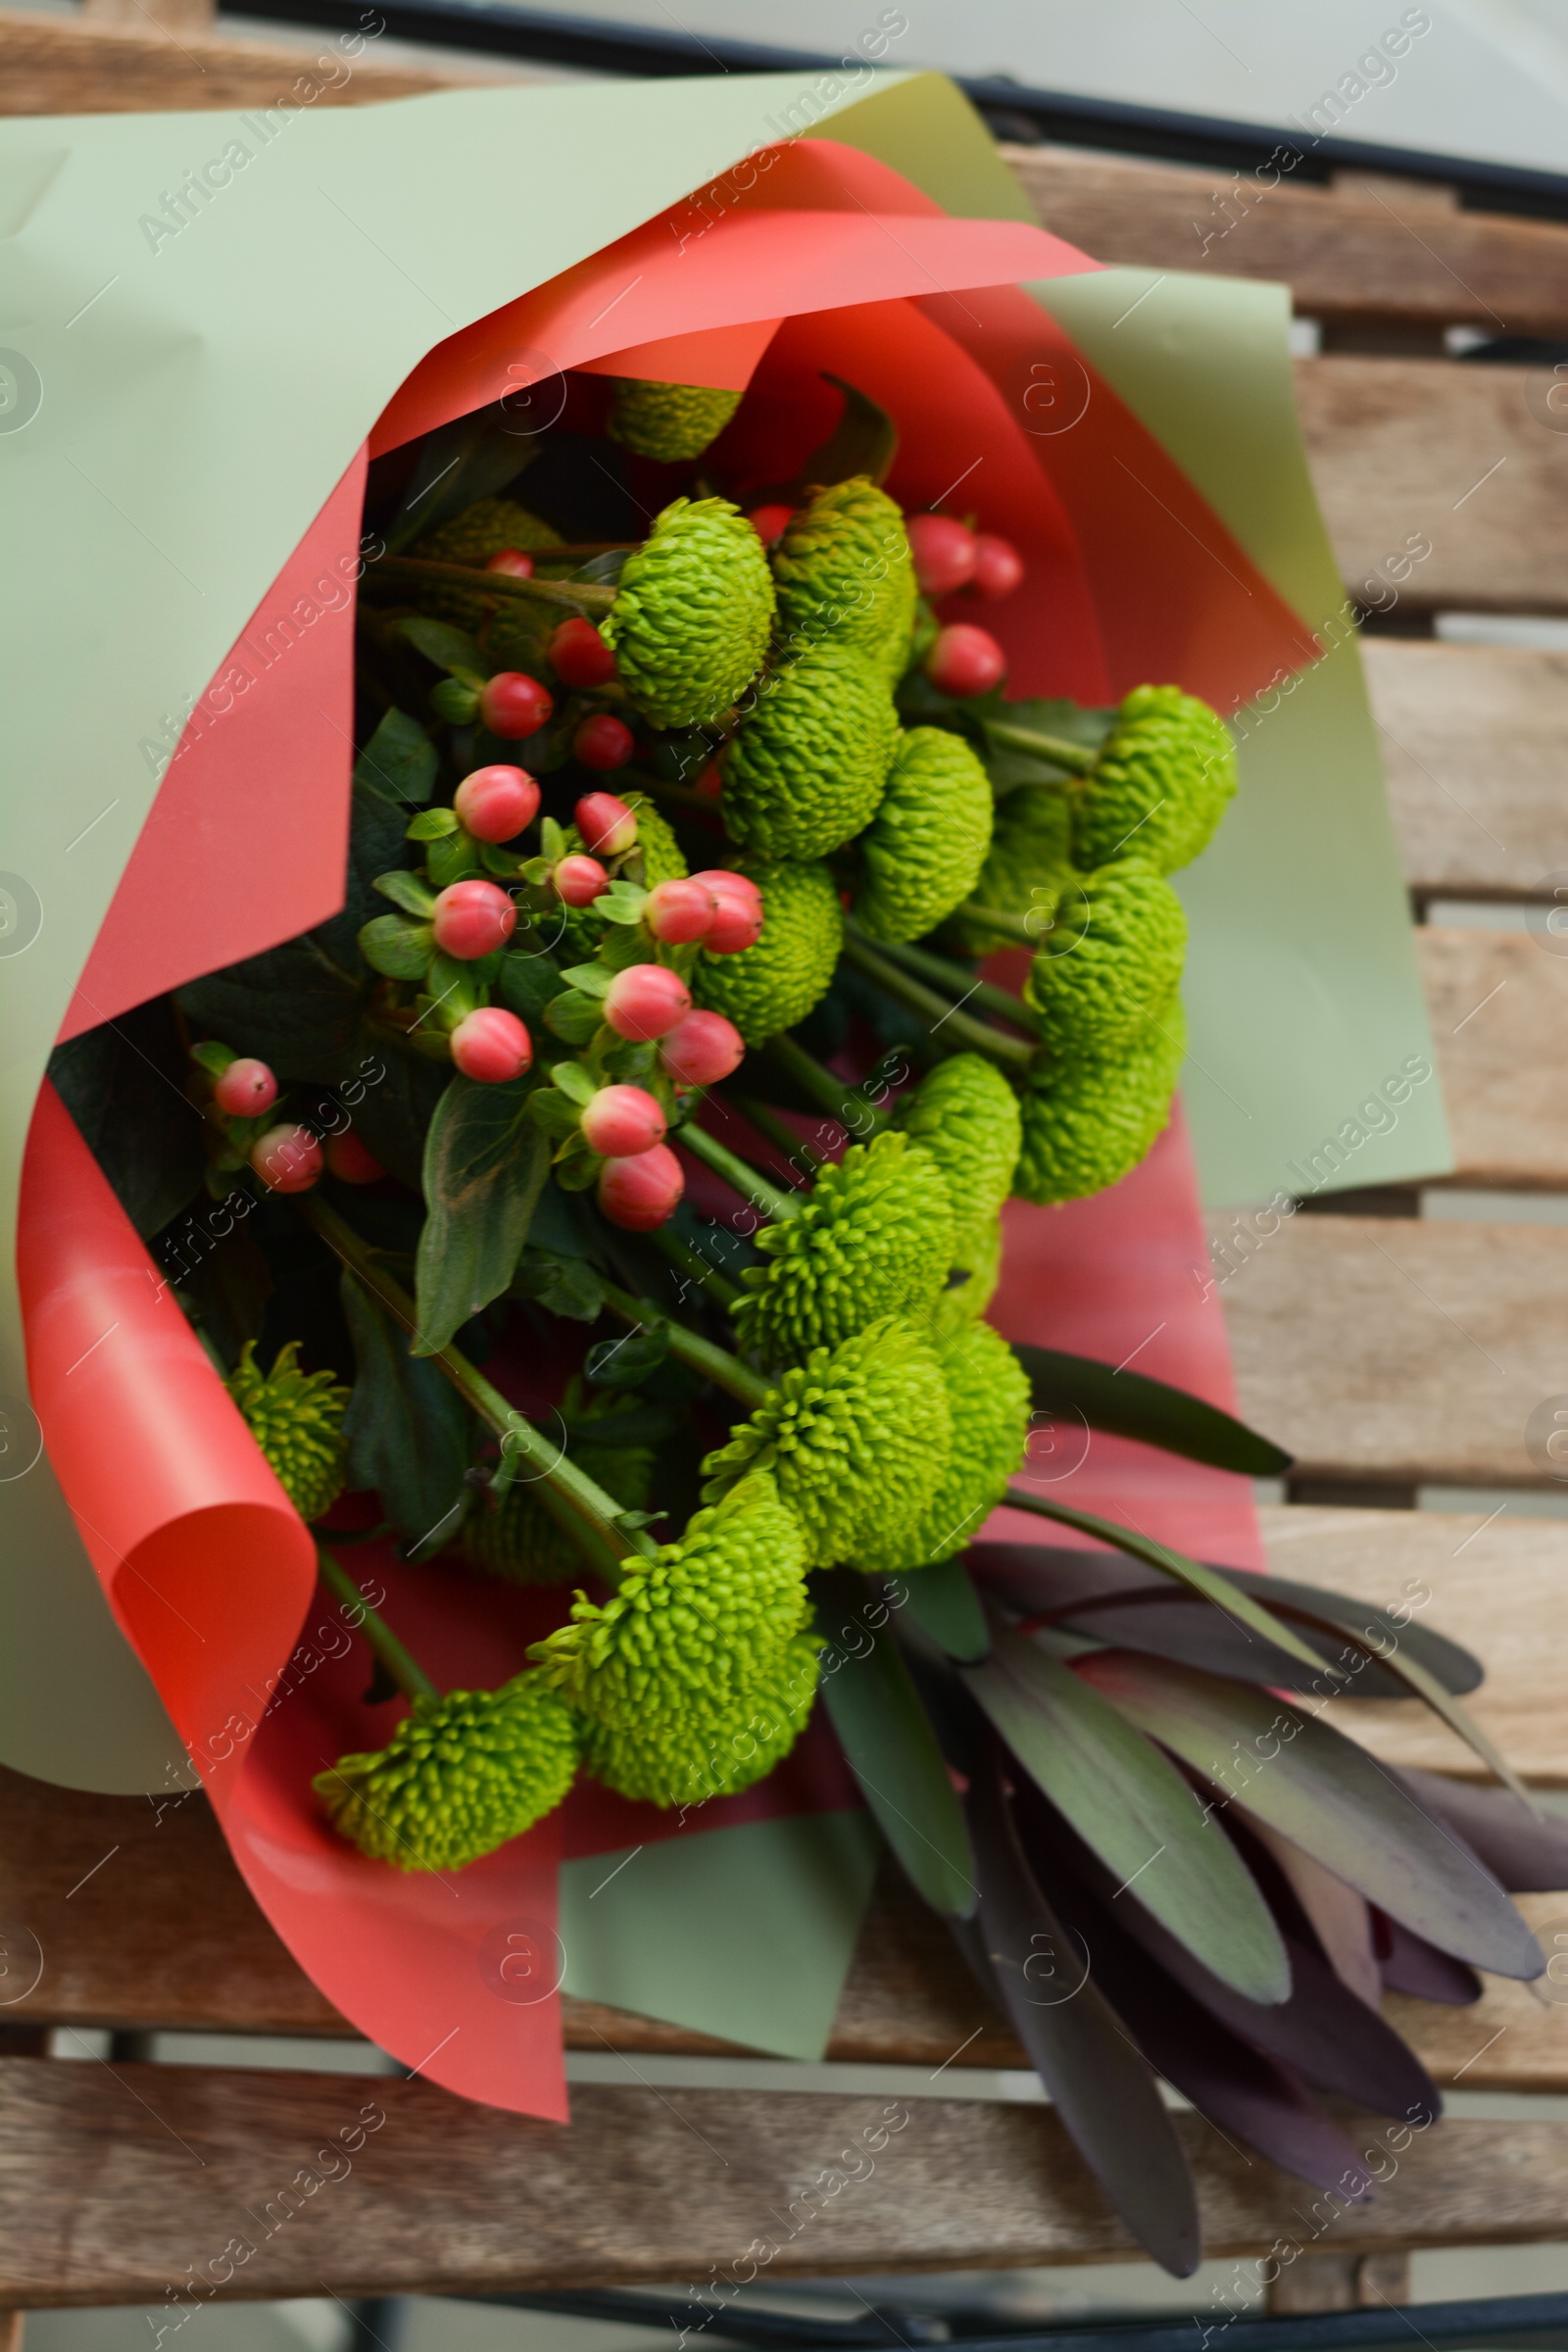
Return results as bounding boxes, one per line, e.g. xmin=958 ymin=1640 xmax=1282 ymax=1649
xmin=904 ymin=514 xmax=1025 ymax=703
xmin=197 ymin=1046 xmax=385 ymax=1197
xmin=433 ymin=605 xmax=635 ymax=775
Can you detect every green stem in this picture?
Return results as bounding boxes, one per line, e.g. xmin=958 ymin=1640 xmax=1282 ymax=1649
xmin=363 ymin=554 xmax=616 ymax=617
xmin=950 ymin=901 xmax=1053 ymax=949
xmin=840 ymin=930 xmax=1034 ymax=1069
xmin=649 ymin=1220 xmax=744 ymax=1311
xmin=983 ymin=720 xmax=1096 ymax=774
xmin=317 ymin=1546 xmax=438 ymax=1705
xmin=764 ymin=1034 xmax=894 ymax=1135
xmin=301 ymin=1195 xmax=632 ymax=1582
xmin=728 ymin=1093 xmax=828 ymax=1179
xmin=868 ymin=936 xmax=1045 ymax=1041
xmin=676 ymin=1121 xmax=802 ymax=1221
xmin=600 ymin=1280 xmax=768 ymax=1410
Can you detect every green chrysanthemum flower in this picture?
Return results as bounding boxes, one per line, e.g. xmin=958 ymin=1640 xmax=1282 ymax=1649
xmin=722 ymin=640 xmax=897 ymax=861
xmin=930 ymin=1223 xmax=1004 ymax=1341
xmin=581 ymin=1634 xmax=822 ymax=1808
xmin=462 ymin=1439 xmax=654 ymax=1586
xmin=1014 ymin=996 xmax=1187 ymax=1206
xmin=692 ymin=857 xmax=843 ymax=1045
xmin=1071 ymin=685 xmax=1237 ymax=877
xmin=603 ymin=496 xmax=774 ymax=730
xmin=609 ymin=378 xmax=744 ymax=464
xmin=855 ymin=727 xmax=994 ymax=944
xmin=555 ymin=799 xmax=688 ymax=963
xmin=412 ymin=496 xmax=564 ymax=629
xmin=771 ymin=477 xmax=915 ymax=678
xmin=866 ymin=1320 xmax=1029 ymax=1570
xmin=314 ymin=1673 xmax=579 ymax=1873
xmin=529 ymin=1470 xmax=808 ymax=1730
xmin=227 ymin=1340 xmax=349 ymax=1523
xmin=1024 ymin=859 xmax=1188 ymax=1056
xmin=733 ymin=1131 xmax=956 ymax=1368
xmin=940 ymin=783 xmax=1074 ymax=957
xmin=702 ymin=1317 xmax=951 ymax=1570
xmin=893 ymin=1054 xmax=1020 ymax=1257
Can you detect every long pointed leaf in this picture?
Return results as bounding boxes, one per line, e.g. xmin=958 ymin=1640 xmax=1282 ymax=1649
xmin=965 ymin=1623 xmax=1290 ymax=2003
xmin=1077 ymin=1649 xmax=1544 ymax=1980
xmin=1002 ymin=1489 xmax=1330 ymax=1676
xmin=967 ymin=1749 xmax=1200 ymax=2278
xmin=1397 ymin=1766 xmax=1568 ymax=1891
xmin=1012 ymin=1343 xmax=1290 ymax=1476
xmin=887 ymin=1558 xmax=989 ymax=1661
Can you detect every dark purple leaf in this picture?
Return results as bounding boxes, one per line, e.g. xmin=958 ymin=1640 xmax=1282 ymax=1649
xmin=1396 ymin=1767 xmax=1568 ymax=1891
xmin=1376 ymin=1912 xmax=1482 ymax=2005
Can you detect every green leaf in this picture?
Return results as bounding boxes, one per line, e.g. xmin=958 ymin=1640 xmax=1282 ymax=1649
xmin=422 ymin=952 xmax=483 ymax=1022
xmin=384 ymin=409 xmax=540 ymax=556
xmin=511 ymin=1247 xmax=607 ymax=1322
xmin=358 ymin=914 xmax=434 ymax=982
xmin=1004 ymin=1487 xmax=1327 ymax=1675
xmin=526 ymin=1088 xmax=582 ymax=1140
xmin=414 ymin=1076 xmax=550 ymax=1353
xmin=372 ymin=869 xmax=438 ymax=920
xmin=561 ymin=962 xmax=612 ymax=999
xmin=540 ymin=815 xmax=567 ymax=863
xmin=585 ymin=1322 xmax=670 ymax=1389
xmin=494 ymin=947 xmax=564 ymax=1024
xmin=340 ymin=1268 xmax=475 ymax=1540
xmin=965 ymin=1624 xmax=1289 ymax=2003
xmin=550 ymin=1061 xmax=596 ymax=1107
xmin=399 ymin=615 xmax=489 ymax=679
xmin=596 ymin=882 xmax=649 ymax=927
xmin=47 ymin=1000 xmax=207 ymax=1241
xmin=544 ymin=989 xmax=608 ymax=1045
xmin=177 ymin=935 xmax=361 ymax=1084
xmin=354 ymin=708 xmax=439 ymax=808
xmin=406 ymin=807 xmax=459 ymax=842
xmin=188 ymin=1040 xmax=235 ymax=1079
xmin=426 ymin=830 xmax=485 ymax=889
xmin=1076 ymin=1649 xmax=1544 ymax=1982
xmin=888 ymin=1558 xmax=989 ymax=1662
xmin=815 ymin=1567 xmax=977 ymax=1918
xmin=1012 ymin=1344 xmax=1291 ymax=1477
xmin=431 ymin=679 xmax=481 ymax=725
xmin=552 ymin=1130 xmax=602 ymax=1190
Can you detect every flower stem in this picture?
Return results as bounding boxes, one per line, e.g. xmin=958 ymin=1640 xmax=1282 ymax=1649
xmin=364 ymin=554 xmax=616 ymax=617
xmin=840 ymin=928 xmax=1033 ymax=1069
xmin=764 ymin=1034 xmax=894 ymax=1135
xmin=983 ymin=720 xmax=1096 ymax=773
xmin=868 ymin=936 xmax=1044 ymax=1041
xmin=950 ymin=902 xmax=1051 ymax=948
xmin=649 ymin=1220 xmax=743 ymax=1310
xmin=600 ymin=1280 xmax=769 ymax=1409
xmin=727 ymin=1093 xmax=829 ymax=1179
xmin=300 ymin=1195 xmax=633 ymax=1582
xmin=316 ymin=1546 xmax=439 ymax=1705
xmin=676 ymin=1120 xmax=803 ymax=1221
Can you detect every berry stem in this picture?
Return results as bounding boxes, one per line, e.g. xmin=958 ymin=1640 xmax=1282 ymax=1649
xmin=364 ymin=555 xmax=616 ymax=617
xmin=676 ymin=1121 xmax=802 ymax=1222
xmin=316 ymin=1546 xmax=439 ymax=1705
xmin=839 ymin=929 xmax=1034 ymax=1069
xmin=982 ymin=720 xmax=1097 ymax=774
xmin=763 ymin=1034 xmax=894 ymax=1136
xmin=299 ymin=1195 xmax=634 ymax=1582
xmin=868 ymin=936 xmax=1045 ymax=1042
xmin=599 ymin=1279 xmax=769 ymax=1409
xmin=649 ymin=1220 xmax=744 ymax=1310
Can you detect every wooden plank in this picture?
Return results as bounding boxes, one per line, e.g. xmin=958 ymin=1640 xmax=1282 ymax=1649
xmin=0 ymin=7 xmax=471 ymax=114
xmin=1417 ymin=926 xmax=1568 ymax=1189
xmin=5 ymin=2058 xmax=1568 ymax=2303
xmin=1364 ymin=640 xmax=1568 ymax=902
xmin=1295 ymin=358 xmax=1568 ymax=613
xmin=1224 ymin=1216 xmax=1568 ymax=1494
xmin=1002 ymin=142 xmax=1568 ymax=338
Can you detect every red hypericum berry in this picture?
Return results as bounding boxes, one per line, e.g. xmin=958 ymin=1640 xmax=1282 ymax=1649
xmin=695 ymin=869 xmax=764 ymax=955
xmin=660 ymin=1008 xmax=744 ymax=1089
xmin=575 ymin=791 xmax=638 ymax=856
xmin=574 ymin=714 xmax=635 ymax=773
xmin=324 ymin=1131 xmax=384 ymax=1185
xmin=485 ymin=548 xmax=535 ymax=580
xmin=924 ymin=622 xmax=1005 ymax=700
xmin=645 ymin=876 xmax=715 ymax=945
xmin=250 ymin=1123 xmax=322 ymax=1194
xmin=479 ymin=671 xmax=553 ymax=739
xmin=454 ymin=764 xmax=540 ymax=844
xmin=450 ymin=1006 xmax=533 ymax=1084
xmin=431 ymin=878 xmax=517 ymax=960
xmin=970 ymin=532 xmax=1024 ymax=601
xmin=603 ymin=962 xmax=692 ymax=1042
xmin=553 ymin=854 xmax=609 ymax=906
xmin=548 ymin=616 xmax=617 ymax=689
xmin=694 ymin=760 xmax=723 ymax=801
xmin=598 ymin=1142 xmax=684 ymax=1231
xmin=906 ymin=513 xmax=978 ymax=597
xmin=580 ymin=1082 xmax=667 ymax=1158
xmin=747 ymin=504 xmax=795 ymax=548
xmin=213 ymin=1056 xmax=277 ymax=1118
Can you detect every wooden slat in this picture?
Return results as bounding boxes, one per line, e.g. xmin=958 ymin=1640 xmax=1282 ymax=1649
xmin=1002 ymin=143 xmax=1568 ymax=338
xmin=3 ymin=2059 xmax=1567 ymax=2304
xmin=1365 ymin=641 xmax=1568 ymax=902
xmin=1224 ymin=1217 xmax=1568 ymax=1493
xmin=1417 ymin=926 xmax=1568 ymax=1189
xmin=0 ymin=6 xmax=471 ymax=113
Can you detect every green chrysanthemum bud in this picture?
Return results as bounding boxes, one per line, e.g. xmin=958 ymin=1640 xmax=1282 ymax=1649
xmin=701 ymin=1316 xmax=951 ymax=1570
xmin=893 ymin=1054 xmax=1020 ymax=1258
xmin=463 ymin=1443 xmax=655 ymax=1586
xmin=733 ymin=1131 xmax=956 ymax=1368
xmin=581 ymin=1634 xmax=822 ymax=1808
xmin=529 ymin=1470 xmax=808 ymax=1730
xmin=692 ymin=857 xmax=843 ymax=1045
xmin=940 ymin=783 xmax=1074 ymax=957
xmin=1071 ymin=685 xmax=1236 ymax=877
xmin=412 ymin=496 xmax=564 ymax=629
xmin=227 ymin=1340 xmax=349 ymax=1524
xmin=314 ymin=1673 xmax=579 ymax=1872
xmin=930 ymin=1224 xmax=1003 ymax=1341
xmin=855 ymin=727 xmax=994 ymax=944
xmin=722 ymin=641 xmax=897 ymax=861
xmin=863 ymin=1320 xmax=1029 ymax=1570
xmin=603 ymin=497 xmax=774 ymax=730
xmin=556 ymin=800 xmax=688 ymax=963
xmin=771 ymin=477 xmax=916 ymax=678
xmin=1014 ymin=997 xmax=1187 ymax=1206
xmin=1024 ymin=860 xmax=1188 ymax=1056
xmin=608 ymin=378 xmax=744 ymax=464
